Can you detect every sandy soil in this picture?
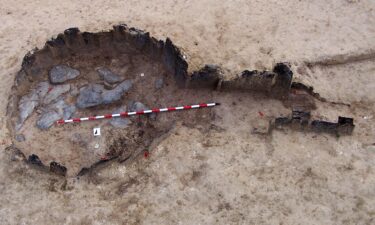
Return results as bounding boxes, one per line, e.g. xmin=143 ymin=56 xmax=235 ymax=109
xmin=0 ymin=0 xmax=375 ymax=224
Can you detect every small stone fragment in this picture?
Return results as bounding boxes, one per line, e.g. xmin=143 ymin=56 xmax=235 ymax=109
xmin=128 ymin=101 xmax=148 ymax=112
xmin=97 ymin=67 xmax=122 ymax=84
xmin=110 ymin=118 xmax=131 ymax=128
xmin=109 ymin=106 xmax=131 ymax=128
xmin=15 ymin=134 xmax=26 ymax=142
xmin=155 ymin=78 xmax=164 ymax=89
xmin=49 ymin=65 xmax=80 ymax=84
xmin=128 ymin=101 xmax=156 ymax=120
xmin=43 ymin=84 xmax=71 ymax=104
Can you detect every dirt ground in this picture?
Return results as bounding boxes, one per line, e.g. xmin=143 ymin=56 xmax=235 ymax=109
xmin=0 ymin=0 xmax=375 ymax=224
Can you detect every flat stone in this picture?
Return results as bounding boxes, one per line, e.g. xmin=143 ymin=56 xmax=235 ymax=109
xmin=102 ymin=80 xmax=132 ymax=104
xmin=109 ymin=106 xmax=131 ymax=128
xmin=43 ymin=84 xmax=70 ymax=104
xmin=97 ymin=67 xmax=122 ymax=84
xmin=77 ymin=80 xmax=132 ymax=108
xmin=155 ymin=78 xmax=164 ymax=89
xmin=76 ymin=84 xmax=104 ymax=108
xmin=49 ymin=65 xmax=80 ymax=84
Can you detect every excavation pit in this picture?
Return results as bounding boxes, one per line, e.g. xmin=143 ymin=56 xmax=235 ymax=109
xmin=6 ymin=25 xmax=299 ymax=177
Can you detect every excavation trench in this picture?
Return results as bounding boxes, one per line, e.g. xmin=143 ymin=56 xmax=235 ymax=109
xmin=6 ymin=25 xmax=321 ymax=177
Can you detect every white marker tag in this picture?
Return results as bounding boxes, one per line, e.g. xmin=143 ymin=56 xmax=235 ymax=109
xmin=93 ymin=128 xmax=101 ymax=136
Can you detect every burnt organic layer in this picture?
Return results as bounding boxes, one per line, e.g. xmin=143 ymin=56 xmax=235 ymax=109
xmin=6 ymin=24 xmax=353 ymax=177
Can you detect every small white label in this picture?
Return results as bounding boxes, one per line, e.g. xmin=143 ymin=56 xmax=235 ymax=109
xmin=93 ymin=128 xmax=101 ymax=136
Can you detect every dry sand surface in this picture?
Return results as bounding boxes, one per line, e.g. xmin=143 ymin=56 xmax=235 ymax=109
xmin=1 ymin=0 xmax=375 ymax=224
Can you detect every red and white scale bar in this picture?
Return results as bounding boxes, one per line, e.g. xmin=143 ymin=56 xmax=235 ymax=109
xmin=56 ymin=102 xmax=220 ymax=124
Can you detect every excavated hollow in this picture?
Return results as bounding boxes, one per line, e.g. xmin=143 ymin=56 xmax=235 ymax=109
xmin=6 ymin=25 xmax=294 ymax=177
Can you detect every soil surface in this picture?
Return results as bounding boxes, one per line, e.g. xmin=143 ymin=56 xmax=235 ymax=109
xmin=0 ymin=0 xmax=375 ymax=225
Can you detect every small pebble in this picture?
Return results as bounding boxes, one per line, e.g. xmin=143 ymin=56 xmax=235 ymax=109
xmin=15 ymin=134 xmax=26 ymax=142
xmin=155 ymin=78 xmax=164 ymax=89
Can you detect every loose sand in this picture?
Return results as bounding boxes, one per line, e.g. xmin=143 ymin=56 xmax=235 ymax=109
xmin=0 ymin=0 xmax=375 ymax=224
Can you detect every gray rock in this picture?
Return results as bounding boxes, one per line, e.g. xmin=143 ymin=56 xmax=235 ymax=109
xmin=76 ymin=84 xmax=104 ymax=108
xmin=43 ymin=84 xmax=70 ymax=104
xmin=36 ymin=111 xmax=61 ymax=130
xmin=128 ymin=101 xmax=156 ymax=120
xmin=15 ymin=134 xmax=26 ymax=142
xmin=128 ymin=101 xmax=148 ymax=112
xmin=97 ymin=68 xmax=122 ymax=84
xmin=49 ymin=65 xmax=80 ymax=84
xmin=155 ymin=78 xmax=164 ymax=89
xmin=16 ymin=82 xmax=50 ymax=130
xmin=109 ymin=106 xmax=131 ymax=128
xmin=117 ymin=79 xmax=133 ymax=92
xmin=102 ymin=80 xmax=132 ymax=104
xmin=76 ymin=80 xmax=132 ymax=108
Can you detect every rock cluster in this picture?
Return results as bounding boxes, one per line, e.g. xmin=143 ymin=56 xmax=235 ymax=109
xmin=16 ymin=63 xmax=133 ymax=130
xmin=17 ymin=65 xmax=79 ymax=130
